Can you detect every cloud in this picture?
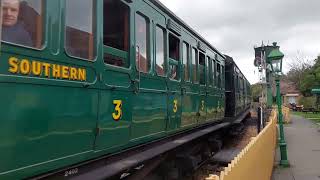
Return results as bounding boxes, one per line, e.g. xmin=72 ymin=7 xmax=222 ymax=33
xmin=159 ymin=0 xmax=320 ymax=83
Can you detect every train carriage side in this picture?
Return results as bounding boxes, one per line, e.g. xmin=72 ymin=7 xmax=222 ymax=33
xmin=0 ymin=0 xmax=102 ymax=179
xmin=225 ymin=55 xmax=236 ymax=117
xmin=224 ymin=55 xmax=250 ymax=119
xmin=0 ymin=0 xmax=228 ymax=179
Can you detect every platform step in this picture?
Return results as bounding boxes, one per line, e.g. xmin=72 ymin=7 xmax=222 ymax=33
xmin=212 ymin=148 xmax=241 ymax=164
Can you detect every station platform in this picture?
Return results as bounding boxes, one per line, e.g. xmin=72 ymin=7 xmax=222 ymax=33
xmin=272 ymin=115 xmax=320 ymax=180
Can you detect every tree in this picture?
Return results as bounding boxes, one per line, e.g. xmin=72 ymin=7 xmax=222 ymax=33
xmin=286 ymin=51 xmax=313 ymax=89
xmin=286 ymin=54 xmax=320 ymax=96
xmin=251 ymin=83 xmax=263 ymax=102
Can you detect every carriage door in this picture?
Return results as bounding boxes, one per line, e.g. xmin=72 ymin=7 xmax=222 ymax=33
xmin=206 ymin=56 xmax=216 ymax=122
xmin=180 ymin=42 xmax=197 ymax=128
xmin=216 ymin=61 xmax=224 ymax=119
xmin=130 ymin=6 xmax=167 ymax=141
xmin=198 ymin=51 xmax=207 ymax=124
xmin=166 ymin=32 xmax=182 ymax=133
xmin=95 ymin=0 xmax=132 ymax=151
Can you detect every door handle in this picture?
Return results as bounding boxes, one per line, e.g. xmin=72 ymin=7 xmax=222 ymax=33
xmin=181 ymin=87 xmax=186 ymax=95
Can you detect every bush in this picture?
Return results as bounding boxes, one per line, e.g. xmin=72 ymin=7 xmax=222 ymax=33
xmin=299 ymin=96 xmax=317 ymax=108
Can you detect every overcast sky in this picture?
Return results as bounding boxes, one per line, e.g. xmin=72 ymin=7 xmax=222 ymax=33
xmin=159 ymin=0 xmax=320 ymax=84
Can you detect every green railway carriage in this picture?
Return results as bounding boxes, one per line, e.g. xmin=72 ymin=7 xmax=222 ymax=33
xmin=225 ymin=55 xmax=251 ymax=118
xmin=0 ymin=0 xmax=250 ymax=179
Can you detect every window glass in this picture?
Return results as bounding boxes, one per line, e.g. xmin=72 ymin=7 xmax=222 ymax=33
xmin=136 ymin=13 xmax=149 ymax=73
xmin=192 ymin=48 xmax=198 ymax=83
xmin=217 ymin=63 xmax=221 ymax=88
xmin=103 ymin=0 xmax=129 ymax=67
xmin=2 ymin=0 xmax=44 ymax=48
xmin=211 ymin=60 xmax=215 ymax=86
xmin=237 ymin=75 xmax=239 ymax=92
xmin=183 ymin=42 xmax=189 ymax=81
xmin=169 ymin=34 xmax=179 ymax=60
xmin=155 ymin=26 xmax=165 ymax=76
xmin=206 ymin=56 xmax=211 ymax=85
xmin=199 ymin=52 xmax=205 ymax=85
xmin=222 ymin=66 xmax=225 ymax=88
xmin=66 ymin=0 xmax=96 ymax=60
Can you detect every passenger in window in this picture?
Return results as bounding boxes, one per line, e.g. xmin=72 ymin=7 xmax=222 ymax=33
xmin=2 ymin=0 xmax=33 ymax=47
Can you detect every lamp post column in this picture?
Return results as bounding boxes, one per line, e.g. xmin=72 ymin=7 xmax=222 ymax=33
xmin=276 ymin=76 xmax=289 ymax=167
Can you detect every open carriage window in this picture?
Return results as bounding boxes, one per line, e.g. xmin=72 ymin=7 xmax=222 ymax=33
xmin=103 ymin=0 xmax=129 ymax=67
xmin=169 ymin=34 xmax=179 ymax=61
xmin=169 ymin=34 xmax=180 ymax=80
xmin=65 ymin=0 xmax=96 ymax=61
xmin=2 ymin=0 xmax=44 ymax=48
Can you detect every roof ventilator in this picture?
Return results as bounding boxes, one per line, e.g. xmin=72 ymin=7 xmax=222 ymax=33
xmin=198 ymin=41 xmax=207 ymax=53
xmin=167 ymin=19 xmax=181 ymax=36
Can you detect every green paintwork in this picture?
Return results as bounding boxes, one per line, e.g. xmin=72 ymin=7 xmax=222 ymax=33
xmin=311 ymin=89 xmax=320 ymax=94
xmin=267 ymin=47 xmax=284 ymax=61
xmin=0 ymin=0 xmax=250 ymax=179
xmin=276 ymin=77 xmax=289 ymax=167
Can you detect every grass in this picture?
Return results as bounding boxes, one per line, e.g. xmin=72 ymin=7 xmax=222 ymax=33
xmin=291 ymin=111 xmax=320 ymax=123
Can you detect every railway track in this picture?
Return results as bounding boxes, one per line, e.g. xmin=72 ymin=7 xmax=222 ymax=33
xmin=192 ymin=116 xmax=258 ymax=180
xmin=115 ymin=115 xmax=258 ymax=180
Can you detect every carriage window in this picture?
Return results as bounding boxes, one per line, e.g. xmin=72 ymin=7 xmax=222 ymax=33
xmin=212 ymin=60 xmax=215 ymax=86
xmin=192 ymin=48 xmax=198 ymax=83
xmin=217 ymin=63 xmax=221 ymax=88
xmin=169 ymin=34 xmax=179 ymax=80
xmin=103 ymin=0 xmax=129 ymax=67
xmin=2 ymin=0 xmax=44 ymax=48
xmin=222 ymin=66 xmax=225 ymax=89
xmin=136 ymin=13 xmax=149 ymax=73
xmin=66 ymin=0 xmax=96 ymax=60
xmin=236 ymin=75 xmax=239 ymax=92
xmin=155 ymin=26 xmax=165 ymax=76
xmin=183 ymin=42 xmax=189 ymax=81
xmin=199 ymin=52 xmax=205 ymax=85
xmin=206 ymin=56 xmax=211 ymax=85
xmin=169 ymin=34 xmax=179 ymax=60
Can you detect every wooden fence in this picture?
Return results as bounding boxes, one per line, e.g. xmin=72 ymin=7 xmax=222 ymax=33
xmin=282 ymin=106 xmax=291 ymax=124
xmin=206 ymin=110 xmax=278 ymax=180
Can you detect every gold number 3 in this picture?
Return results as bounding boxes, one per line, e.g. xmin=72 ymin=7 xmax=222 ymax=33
xmin=112 ymin=100 xmax=122 ymax=121
xmin=201 ymin=100 xmax=205 ymax=111
xmin=173 ymin=99 xmax=178 ymax=113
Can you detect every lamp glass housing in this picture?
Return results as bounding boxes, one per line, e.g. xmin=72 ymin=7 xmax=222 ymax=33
xmin=271 ymin=58 xmax=282 ymax=73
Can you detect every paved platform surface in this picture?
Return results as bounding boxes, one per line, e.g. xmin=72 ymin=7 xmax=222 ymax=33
xmin=273 ymin=115 xmax=320 ymax=180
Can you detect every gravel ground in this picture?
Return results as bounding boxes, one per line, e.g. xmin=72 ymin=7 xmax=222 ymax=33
xmin=196 ymin=115 xmax=258 ymax=180
xmin=234 ymin=117 xmax=258 ymax=149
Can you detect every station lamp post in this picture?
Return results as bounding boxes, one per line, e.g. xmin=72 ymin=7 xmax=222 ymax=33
xmin=267 ymin=42 xmax=289 ymax=167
